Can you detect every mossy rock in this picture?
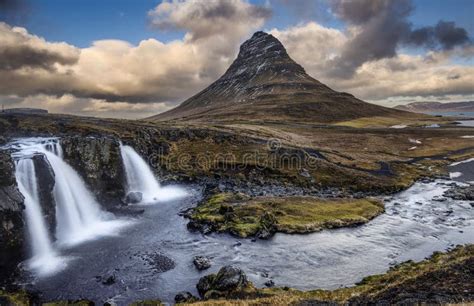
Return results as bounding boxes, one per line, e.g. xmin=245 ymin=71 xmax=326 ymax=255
xmin=189 ymin=193 xmax=384 ymax=238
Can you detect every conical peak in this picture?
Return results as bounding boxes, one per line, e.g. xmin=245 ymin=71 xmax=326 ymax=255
xmin=237 ymin=31 xmax=287 ymax=60
xmin=221 ymin=31 xmax=307 ymax=80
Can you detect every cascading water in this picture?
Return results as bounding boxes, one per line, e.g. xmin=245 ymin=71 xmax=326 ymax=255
xmin=120 ymin=144 xmax=187 ymax=203
xmin=9 ymin=137 xmax=132 ymax=276
xmin=15 ymin=158 xmax=65 ymax=276
xmin=43 ymin=150 xmax=107 ymax=246
xmin=120 ymin=144 xmax=161 ymax=202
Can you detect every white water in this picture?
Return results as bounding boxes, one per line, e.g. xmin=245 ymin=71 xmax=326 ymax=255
xmin=120 ymin=144 xmax=187 ymax=203
xmin=15 ymin=158 xmax=65 ymax=276
xmin=10 ymin=138 xmax=131 ymax=276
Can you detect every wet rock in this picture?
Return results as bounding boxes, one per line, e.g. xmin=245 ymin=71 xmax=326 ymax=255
xmin=61 ymin=136 xmax=126 ymax=208
xmin=444 ymin=185 xmax=474 ymax=201
xmin=0 ymin=150 xmax=25 ymax=282
xmin=124 ymin=191 xmax=143 ymax=204
xmin=138 ymin=252 xmax=176 ymax=273
xmin=101 ymin=274 xmax=116 ymax=285
xmin=31 ymin=153 xmax=56 ymax=233
xmin=264 ymin=280 xmax=275 ymax=287
xmin=196 ymin=265 xmax=249 ymax=298
xmin=193 ymin=256 xmax=212 ymax=270
xmin=175 ymin=291 xmax=197 ymax=303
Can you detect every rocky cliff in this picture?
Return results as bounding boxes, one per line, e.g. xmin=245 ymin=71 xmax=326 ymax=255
xmin=0 ymin=151 xmax=24 ymax=282
xmin=61 ymin=136 xmax=126 ymax=208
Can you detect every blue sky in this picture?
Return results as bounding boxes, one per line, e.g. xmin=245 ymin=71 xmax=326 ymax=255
xmin=0 ymin=0 xmax=472 ymax=118
xmin=8 ymin=0 xmax=474 ymax=48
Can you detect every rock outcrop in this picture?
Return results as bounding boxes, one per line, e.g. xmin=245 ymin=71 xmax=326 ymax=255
xmin=0 ymin=150 xmax=25 ymax=282
xmin=196 ymin=265 xmax=251 ymax=299
xmin=31 ymin=154 xmax=56 ymax=233
xmin=61 ymin=136 xmax=126 ymax=208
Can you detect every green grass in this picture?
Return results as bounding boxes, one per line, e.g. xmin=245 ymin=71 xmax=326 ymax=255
xmin=185 ymin=244 xmax=474 ymax=305
xmin=191 ymin=193 xmax=384 ymax=237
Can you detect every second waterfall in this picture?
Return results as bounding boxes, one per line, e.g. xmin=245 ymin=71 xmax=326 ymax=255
xmin=120 ymin=143 xmax=187 ymax=204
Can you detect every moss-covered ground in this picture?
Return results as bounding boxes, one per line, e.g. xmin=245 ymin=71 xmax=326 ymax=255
xmin=190 ymin=193 xmax=384 ymax=237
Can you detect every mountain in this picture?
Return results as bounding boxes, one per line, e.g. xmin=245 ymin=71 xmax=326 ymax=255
xmin=394 ymin=101 xmax=474 ymax=114
xmin=150 ymin=31 xmax=408 ymax=123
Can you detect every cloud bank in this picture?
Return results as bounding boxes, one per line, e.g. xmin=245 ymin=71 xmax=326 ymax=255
xmin=0 ymin=0 xmax=472 ymax=118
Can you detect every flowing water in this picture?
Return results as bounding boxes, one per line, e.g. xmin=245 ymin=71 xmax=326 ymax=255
xmin=9 ymin=138 xmax=131 ymax=276
xmin=22 ymin=163 xmax=474 ymax=305
xmin=43 ymin=150 xmax=128 ymax=247
xmin=120 ymin=143 xmax=187 ymax=203
xmin=15 ymin=159 xmax=64 ymax=276
xmin=6 ymin=138 xmax=474 ymax=304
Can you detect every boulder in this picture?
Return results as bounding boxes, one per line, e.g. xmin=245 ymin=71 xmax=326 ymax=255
xmin=174 ymin=291 xmax=197 ymax=303
xmin=101 ymin=274 xmax=116 ymax=285
xmin=196 ymin=265 xmax=249 ymax=298
xmin=124 ymin=191 xmax=143 ymax=204
xmin=193 ymin=256 xmax=211 ymax=270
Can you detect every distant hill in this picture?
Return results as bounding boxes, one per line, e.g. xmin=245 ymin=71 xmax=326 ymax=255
xmin=394 ymin=101 xmax=474 ymax=114
xmin=2 ymin=108 xmax=48 ymax=114
xmin=150 ymin=31 xmax=410 ymax=123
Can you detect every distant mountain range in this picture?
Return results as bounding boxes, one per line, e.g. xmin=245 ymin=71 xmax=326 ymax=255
xmin=394 ymin=101 xmax=474 ymax=114
xmin=151 ymin=31 xmax=410 ymax=123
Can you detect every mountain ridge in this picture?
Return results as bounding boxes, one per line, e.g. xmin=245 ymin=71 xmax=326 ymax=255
xmin=151 ymin=31 xmax=410 ymax=123
xmin=394 ymin=101 xmax=474 ymax=113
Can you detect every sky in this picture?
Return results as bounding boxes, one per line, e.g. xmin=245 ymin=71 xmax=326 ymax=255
xmin=0 ymin=0 xmax=473 ymax=119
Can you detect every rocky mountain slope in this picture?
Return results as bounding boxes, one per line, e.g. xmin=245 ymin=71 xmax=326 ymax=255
xmin=395 ymin=101 xmax=474 ymax=113
xmin=150 ymin=32 xmax=409 ymax=123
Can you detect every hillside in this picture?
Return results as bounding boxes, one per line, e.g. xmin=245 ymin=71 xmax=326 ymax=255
xmin=150 ymin=32 xmax=412 ymax=123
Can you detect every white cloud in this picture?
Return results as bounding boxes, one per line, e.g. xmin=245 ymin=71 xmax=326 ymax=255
xmin=271 ymin=22 xmax=474 ymax=104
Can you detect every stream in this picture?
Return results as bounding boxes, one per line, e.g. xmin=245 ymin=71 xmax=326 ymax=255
xmin=8 ymin=139 xmax=474 ymax=305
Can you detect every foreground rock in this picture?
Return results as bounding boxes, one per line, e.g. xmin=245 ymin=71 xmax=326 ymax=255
xmin=187 ymin=245 xmax=474 ymax=305
xmin=175 ymin=291 xmax=198 ymax=303
xmin=193 ymin=256 xmax=212 ymax=270
xmin=196 ymin=265 xmax=252 ymax=299
xmin=188 ymin=193 xmax=384 ymax=238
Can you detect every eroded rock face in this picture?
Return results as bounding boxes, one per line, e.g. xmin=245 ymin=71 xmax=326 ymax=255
xmin=0 ymin=150 xmax=25 ymax=282
xmin=31 ymin=154 xmax=56 ymax=233
xmin=61 ymin=136 xmax=126 ymax=208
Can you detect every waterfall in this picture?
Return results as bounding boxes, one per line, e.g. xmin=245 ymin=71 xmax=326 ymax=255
xmin=120 ymin=144 xmax=187 ymax=203
xmin=43 ymin=141 xmax=63 ymax=158
xmin=120 ymin=144 xmax=161 ymax=203
xmin=15 ymin=158 xmax=64 ymax=276
xmin=11 ymin=138 xmax=131 ymax=261
xmin=42 ymin=150 xmax=108 ymax=245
